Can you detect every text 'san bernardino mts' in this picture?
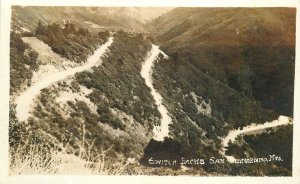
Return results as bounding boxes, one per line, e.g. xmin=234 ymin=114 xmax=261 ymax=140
xmin=148 ymin=154 xmax=283 ymax=166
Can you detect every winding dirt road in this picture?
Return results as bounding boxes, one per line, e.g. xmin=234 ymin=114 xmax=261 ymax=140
xmin=141 ymin=44 xmax=172 ymax=141
xmin=15 ymin=37 xmax=114 ymax=122
xmin=221 ymin=115 xmax=292 ymax=163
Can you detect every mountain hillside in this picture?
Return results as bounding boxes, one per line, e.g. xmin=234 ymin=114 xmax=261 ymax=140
xmin=148 ymin=8 xmax=295 ymax=116
xmin=12 ymin=6 xmax=171 ymax=33
xmin=9 ymin=7 xmax=295 ymax=176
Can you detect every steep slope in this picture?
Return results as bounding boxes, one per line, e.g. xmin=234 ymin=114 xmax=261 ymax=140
xmin=15 ymin=37 xmax=113 ymax=122
xmin=139 ymin=8 xmax=295 ymax=175
xmin=140 ymin=51 xmax=278 ymax=172
xmin=9 ymin=7 xmax=295 ymax=176
xmin=11 ymin=6 xmax=172 ymax=33
xmin=148 ymin=8 xmax=295 ymax=116
xmin=12 ymin=30 xmax=161 ymax=164
xmin=10 ymin=32 xmax=39 ymax=94
xmin=117 ymin=7 xmax=173 ymax=23
xmin=11 ymin=6 xmax=142 ymax=32
xmin=141 ymin=45 xmax=172 ymax=141
xmin=10 ymin=6 xmax=175 ymax=174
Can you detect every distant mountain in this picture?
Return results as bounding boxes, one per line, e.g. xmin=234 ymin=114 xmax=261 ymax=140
xmin=148 ymin=8 xmax=295 ymax=46
xmin=11 ymin=6 xmax=172 ymax=33
xmin=148 ymin=8 xmax=295 ymax=116
xmin=100 ymin=7 xmax=173 ymax=23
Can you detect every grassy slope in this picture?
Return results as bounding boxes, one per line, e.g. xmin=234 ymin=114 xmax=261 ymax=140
xmin=139 ymin=53 xmax=277 ymax=174
xmin=20 ymin=31 xmax=159 ymax=162
xmin=141 ymin=8 xmax=294 ymax=175
xmin=12 ymin=6 xmax=145 ymax=32
xmin=148 ymin=8 xmax=295 ymax=116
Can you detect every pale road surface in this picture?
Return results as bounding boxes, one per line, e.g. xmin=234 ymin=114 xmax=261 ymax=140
xmin=141 ymin=44 xmax=172 ymax=141
xmin=221 ymin=115 xmax=292 ymax=163
xmin=15 ymin=36 xmax=291 ymax=162
xmin=15 ymin=37 xmax=114 ymax=122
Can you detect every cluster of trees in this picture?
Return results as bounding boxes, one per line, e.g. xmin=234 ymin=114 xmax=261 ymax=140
xmin=14 ymin=30 xmax=159 ymax=162
xmin=97 ymin=105 xmax=125 ymax=130
xmin=152 ymin=8 xmax=295 ymax=117
xmin=223 ymin=125 xmax=293 ymax=176
xmin=244 ymin=125 xmax=293 ymax=171
xmin=10 ymin=32 xmax=39 ymax=94
xmin=147 ymin=8 xmax=294 ymax=175
xmin=10 ymin=19 xmax=291 ymax=176
xmin=27 ymin=87 xmax=129 ymax=157
xmin=137 ymin=43 xmax=285 ymax=175
xmin=35 ymin=22 xmax=110 ymax=63
xmin=75 ymin=31 xmax=159 ymax=131
xmin=152 ymin=52 xmax=277 ymax=142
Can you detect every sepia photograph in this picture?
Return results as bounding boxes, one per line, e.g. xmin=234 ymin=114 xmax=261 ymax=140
xmin=2 ymin=0 xmax=299 ymax=181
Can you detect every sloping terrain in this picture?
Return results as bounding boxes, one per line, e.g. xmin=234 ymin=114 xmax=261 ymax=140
xmin=10 ymin=32 xmax=39 ymax=94
xmin=148 ymin=8 xmax=295 ymax=116
xmin=10 ymin=26 xmax=168 ymax=174
xmin=9 ymin=7 xmax=295 ymax=176
xmin=143 ymin=7 xmax=295 ymax=175
xmin=12 ymin=6 xmax=171 ymax=33
xmin=12 ymin=6 xmax=143 ymax=32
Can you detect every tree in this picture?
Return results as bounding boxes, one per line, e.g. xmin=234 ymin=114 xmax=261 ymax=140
xmin=35 ymin=21 xmax=46 ymax=35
